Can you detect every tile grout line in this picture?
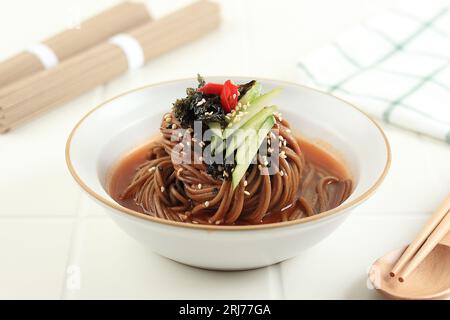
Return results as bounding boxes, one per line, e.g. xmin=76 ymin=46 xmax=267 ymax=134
xmin=60 ymin=86 xmax=108 ymax=300
xmin=0 ymin=214 xmax=77 ymax=219
xmin=268 ymin=264 xmax=285 ymax=299
xmin=59 ymin=195 xmax=86 ymax=300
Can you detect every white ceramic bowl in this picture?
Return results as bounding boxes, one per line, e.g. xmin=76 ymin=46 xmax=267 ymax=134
xmin=66 ymin=77 xmax=390 ymax=270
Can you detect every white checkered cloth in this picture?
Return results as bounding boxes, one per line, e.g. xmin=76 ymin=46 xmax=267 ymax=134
xmin=297 ymin=3 xmax=450 ymax=143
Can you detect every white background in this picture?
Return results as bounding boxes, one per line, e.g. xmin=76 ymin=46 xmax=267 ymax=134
xmin=0 ymin=0 xmax=449 ymax=299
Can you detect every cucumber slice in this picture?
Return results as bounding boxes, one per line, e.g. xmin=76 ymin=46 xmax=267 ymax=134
xmin=239 ymin=81 xmax=262 ymax=105
xmin=232 ymin=115 xmax=275 ymax=189
xmin=224 ymin=88 xmax=281 ymax=140
xmin=225 ymin=106 xmax=278 ymax=159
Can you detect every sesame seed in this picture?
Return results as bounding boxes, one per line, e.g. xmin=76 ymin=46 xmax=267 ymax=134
xmin=215 ymin=220 xmax=221 ymax=225
xmin=171 ymin=124 xmax=177 ymax=129
xmin=267 ymin=139 xmax=271 ymax=146
xmin=148 ymin=167 xmax=156 ymax=173
xmin=192 ymin=221 xmax=199 ymax=224
xmin=244 ymin=180 xmax=248 ymax=187
xmin=232 ymin=94 xmax=236 ymax=99
xmin=286 ymin=129 xmax=291 ymax=133
xmin=264 ymin=160 xmax=269 ymax=166
xmin=204 ymin=201 xmax=210 ymax=207
xmin=198 ymin=183 xmax=202 ymax=190
xmin=196 ymin=98 xmax=206 ymax=106
xmin=199 ymin=141 xmax=205 ymax=147
xmin=280 ymin=171 xmax=284 ymax=176
xmin=268 ymin=147 xmax=274 ymax=153
xmin=283 ymin=140 xmax=287 ymax=147
xmin=160 ymin=186 xmax=165 ymax=192
xmin=223 ymin=171 xmax=229 ymax=177
xmin=244 ymin=191 xmax=251 ymax=196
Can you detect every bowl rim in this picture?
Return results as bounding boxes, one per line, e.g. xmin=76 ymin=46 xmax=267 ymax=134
xmin=66 ymin=76 xmax=391 ymax=231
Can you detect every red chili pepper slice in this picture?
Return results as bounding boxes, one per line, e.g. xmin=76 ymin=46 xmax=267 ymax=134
xmin=198 ymin=80 xmax=239 ymax=113
xmin=220 ymin=83 xmax=231 ymax=113
xmin=220 ymin=80 xmax=238 ymax=113
xmin=198 ymin=83 xmax=223 ymax=95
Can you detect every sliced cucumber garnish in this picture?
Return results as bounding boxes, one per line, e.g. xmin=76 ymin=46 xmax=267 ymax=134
xmin=225 ymin=106 xmax=278 ymax=159
xmin=224 ymin=88 xmax=281 ymax=140
xmin=232 ymin=115 xmax=276 ymax=189
xmin=239 ymin=81 xmax=262 ymax=105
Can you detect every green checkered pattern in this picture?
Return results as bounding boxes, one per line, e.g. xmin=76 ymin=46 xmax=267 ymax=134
xmin=298 ymin=5 xmax=450 ymax=143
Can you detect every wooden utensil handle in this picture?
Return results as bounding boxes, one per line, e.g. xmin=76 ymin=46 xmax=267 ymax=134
xmin=390 ymin=194 xmax=450 ymax=277
xmin=440 ymin=230 xmax=450 ymax=247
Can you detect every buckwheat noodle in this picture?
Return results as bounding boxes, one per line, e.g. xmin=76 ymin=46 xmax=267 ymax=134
xmin=120 ymin=113 xmax=352 ymax=225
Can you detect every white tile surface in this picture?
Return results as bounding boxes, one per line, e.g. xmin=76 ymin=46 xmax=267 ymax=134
xmin=0 ymin=0 xmax=448 ymax=300
xmin=0 ymin=89 xmax=102 ymax=217
xmin=281 ymin=215 xmax=427 ymax=299
xmin=0 ymin=219 xmax=74 ymax=299
xmin=356 ymin=124 xmax=450 ymax=217
xmin=64 ymin=218 xmax=277 ymax=300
